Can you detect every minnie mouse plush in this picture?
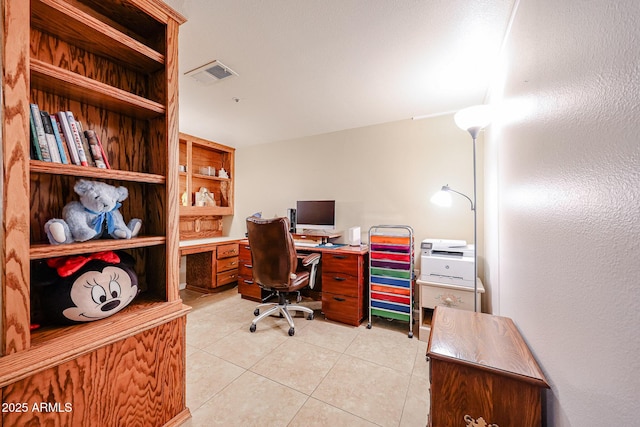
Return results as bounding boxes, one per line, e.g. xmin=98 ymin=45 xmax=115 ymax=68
xmin=31 ymin=251 xmax=139 ymax=325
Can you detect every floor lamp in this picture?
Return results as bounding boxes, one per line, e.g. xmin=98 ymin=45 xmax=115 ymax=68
xmin=430 ymin=105 xmax=492 ymax=312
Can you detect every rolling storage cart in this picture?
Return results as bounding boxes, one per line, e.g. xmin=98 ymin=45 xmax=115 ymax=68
xmin=367 ymin=225 xmax=415 ymax=338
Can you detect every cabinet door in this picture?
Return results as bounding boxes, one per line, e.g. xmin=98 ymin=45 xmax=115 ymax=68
xmin=186 ymin=251 xmax=216 ymax=289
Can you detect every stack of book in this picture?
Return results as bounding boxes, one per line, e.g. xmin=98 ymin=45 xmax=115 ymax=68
xmin=29 ymin=103 xmax=110 ymax=169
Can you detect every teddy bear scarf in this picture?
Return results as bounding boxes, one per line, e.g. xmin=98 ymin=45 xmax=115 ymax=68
xmin=85 ymin=202 xmax=122 ymax=235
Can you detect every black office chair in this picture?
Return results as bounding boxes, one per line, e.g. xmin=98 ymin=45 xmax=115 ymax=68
xmin=246 ymin=216 xmax=320 ymax=336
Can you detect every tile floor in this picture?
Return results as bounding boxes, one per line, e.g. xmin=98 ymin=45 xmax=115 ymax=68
xmin=179 ymin=287 xmax=430 ymax=427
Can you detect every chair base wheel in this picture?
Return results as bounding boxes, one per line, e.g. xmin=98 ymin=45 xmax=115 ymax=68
xmin=307 ymin=313 xmax=314 ymax=320
xmin=288 ymin=327 xmax=295 ymax=336
xmin=366 ymin=323 xmax=372 ymax=329
xmin=254 ymin=309 xmax=260 ymax=316
xmin=250 ymin=324 xmax=256 ymax=333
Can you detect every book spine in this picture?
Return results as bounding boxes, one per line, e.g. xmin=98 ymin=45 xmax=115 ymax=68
xmin=65 ymin=111 xmax=89 ymax=166
xmin=50 ymin=114 xmax=72 ymax=164
xmin=84 ymin=129 xmax=107 ymax=168
xmin=29 ymin=111 xmax=44 ymax=161
xmin=57 ymin=111 xmax=80 ymax=165
xmin=47 ymin=114 xmax=69 ymax=164
xmin=40 ymin=111 xmax=62 ymax=163
xmin=75 ymin=120 xmax=95 ymax=167
xmin=30 ymin=104 xmax=52 ymax=162
xmin=94 ymin=131 xmax=111 ymax=169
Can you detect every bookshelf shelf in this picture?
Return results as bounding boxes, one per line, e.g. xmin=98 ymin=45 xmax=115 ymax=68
xmin=30 ymin=160 xmax=166 ymax=183
xmin=192 ymin=173 xmax=232 ymax=182
xmin=30 ymin=235 xmax=166 ymax=260
xmin=31 ymin=60 xmax=166 ymax=119
xmin=31 ymin=0 xmax=165 ymax=72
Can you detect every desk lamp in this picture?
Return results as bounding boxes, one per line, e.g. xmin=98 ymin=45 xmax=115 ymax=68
xmin=431 ymin=105 xmax=492 ymax=312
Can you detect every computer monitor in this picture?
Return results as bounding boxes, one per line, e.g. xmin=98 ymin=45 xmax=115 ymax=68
xmin=295 ymin=200 xmax=335 ymax=232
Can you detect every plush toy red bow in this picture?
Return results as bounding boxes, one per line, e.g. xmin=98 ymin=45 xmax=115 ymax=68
xmin=47 ymin=251 xmax=121 ymax=277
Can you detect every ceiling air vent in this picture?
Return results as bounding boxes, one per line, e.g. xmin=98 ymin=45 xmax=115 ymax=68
xmin=185 ymin=60 xmax=238 ymax=85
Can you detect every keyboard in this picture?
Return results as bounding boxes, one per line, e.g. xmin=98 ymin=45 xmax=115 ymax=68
xmin=294 ymin=241 xmax=319 ymax=248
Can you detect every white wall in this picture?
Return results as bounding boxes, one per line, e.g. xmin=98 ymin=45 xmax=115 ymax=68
xmin=486 ymin=0 xmax=640 ymax=425
xmin=229 ymin=114 xmax=485 ymax=290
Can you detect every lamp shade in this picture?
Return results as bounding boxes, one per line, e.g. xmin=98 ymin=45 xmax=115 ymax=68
xmin=454 ymin=105 xmax=493 ymax=132
xmin=430 ymin=190 xmax=452 ymax=207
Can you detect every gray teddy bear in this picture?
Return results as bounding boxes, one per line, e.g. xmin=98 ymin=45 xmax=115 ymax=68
xmin=45 ymin=179 xmax=142 ymax=245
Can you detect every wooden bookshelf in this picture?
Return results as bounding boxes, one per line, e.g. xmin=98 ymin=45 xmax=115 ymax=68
xmin=1 ymin=0 xmax=189 ymax=425
xmin=179 ymin=132 xmax=235 ymax=239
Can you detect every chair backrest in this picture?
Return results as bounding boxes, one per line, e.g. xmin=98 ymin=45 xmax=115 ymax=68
xmin=246 ymin=216 xmax=297 ymax=290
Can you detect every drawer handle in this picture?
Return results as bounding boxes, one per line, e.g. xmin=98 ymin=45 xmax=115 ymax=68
xmin=243 ymin=279 xmax=254 ymax=285
xmin=243 ymin=245 xmax=251 ymax=250
xmin=229 ymin=261 xmax=237 ymax=266
xmin=333 ymin=276 xmax=346 ymax=281
xmin=332 ymin=255 xmax=347 ymax=259
xmin=333 ymin=296 xmax=346 ymax=302
xmin=243 ymin=264 xmax=252 ymax=268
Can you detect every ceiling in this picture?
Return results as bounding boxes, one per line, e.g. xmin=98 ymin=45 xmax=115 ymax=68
xmin=162 ymin=0 xmax=515 ymax=147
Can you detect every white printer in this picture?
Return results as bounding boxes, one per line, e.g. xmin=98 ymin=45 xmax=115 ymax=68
xmin=419 ymin=238 xmax=475 ymax=288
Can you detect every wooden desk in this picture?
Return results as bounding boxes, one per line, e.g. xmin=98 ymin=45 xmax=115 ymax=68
xmin=237 ymin=240 xmax=369 ymax=326
xmin=427 ymin=306 xmax=549 ymax=426
xmin=180 ymin=238 xmax=242 ymax=292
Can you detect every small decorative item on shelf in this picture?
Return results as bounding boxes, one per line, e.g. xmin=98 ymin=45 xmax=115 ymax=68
xmin=181 ymin=191 xmax=189 ymax=206
xmin=199 ymin=166 xmax=215 ymax=176
xmin=44 ymin=179 xmax=142 ymax=245
xmin=218 ymin=167 xmax=229 ymax=178
xmin=30 ymin=250 xmax=139 ymax=325
xmin=179 ymin=164 xmax=186 ymax=172
xmin=195 ymin=187 xmax=216 ymax=207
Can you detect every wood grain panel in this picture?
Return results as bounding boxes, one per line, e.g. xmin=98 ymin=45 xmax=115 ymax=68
xmin=3 ymin=317 xmax=187 ymax=426
xmin=30 ymin=29 xmax=151 ymax=99
xmin=2 ymin=0 xmax=32 ymax=355
xmin=428 ymin=307 xmax=549 ymax=387
xmin=430 ymin=358 xmax=543 ymax=427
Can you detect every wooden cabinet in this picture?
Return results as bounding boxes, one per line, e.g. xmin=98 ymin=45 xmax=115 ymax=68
xmin=319 ymin=250 xmax=368 ymax=326
xmin=1 ymin=0 xmax=189 ymax=425
xmin=427 ymin=306 xmax=549 ymax=427
xmin=178 ymin=133 xmax=234 ymax=240
xmin=417 ymin=278 xmax=484 ymax=342
xmin=181 ymin=241 xmax=239 ymax=292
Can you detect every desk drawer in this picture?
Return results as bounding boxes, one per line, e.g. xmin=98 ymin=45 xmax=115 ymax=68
xmin=239 ymin=262 xmax=253 ymax=278
xmin=217 ymin=243 xmax=239 ymax=259
xmin=420 ymin=283 xmax=475 ymax=312
xmin=238 ymin=277 xmax=261 ymax=300
xmin=218 ymin=256 xmax=239 ymax=272
xmin=322 ymin=253 xmax=360 ymax=274
xmin=321 ymin=272 xmax=359 ymax=297
xmin=239 ymin=243 xmax=251 ymax=261
xmin=217 ymin=269 xmax=238 ymax=286
xmin=322 ymin=293 xmax=362 ymax=326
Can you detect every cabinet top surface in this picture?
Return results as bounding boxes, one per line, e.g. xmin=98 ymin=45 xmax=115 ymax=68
xmin=239 ymin=239 xmax=368 ymax=255
xmin=427 ymin=306 xmax=549 ymax=388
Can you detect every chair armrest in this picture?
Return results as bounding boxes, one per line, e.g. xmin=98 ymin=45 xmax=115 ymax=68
xmin=301 ymin=253 xmax=321 ymax=267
